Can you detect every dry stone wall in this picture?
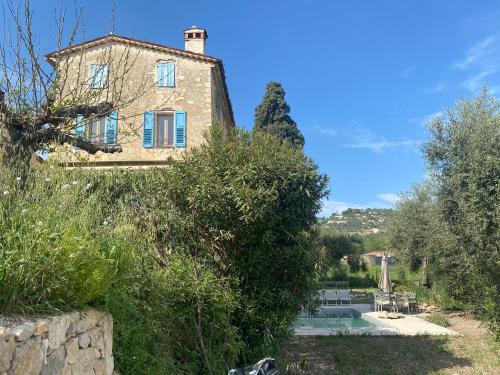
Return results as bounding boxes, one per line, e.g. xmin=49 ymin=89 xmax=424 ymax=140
xmin=0 ymin=309 xmax=113 ymax=375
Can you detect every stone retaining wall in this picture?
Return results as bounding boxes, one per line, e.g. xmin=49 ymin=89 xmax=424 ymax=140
xmin=0 ymin=309 xmax=113 ymax=375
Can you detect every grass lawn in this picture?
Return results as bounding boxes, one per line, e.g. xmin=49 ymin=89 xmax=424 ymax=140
xmin=281 ymin=313 xmax=499 ymax=374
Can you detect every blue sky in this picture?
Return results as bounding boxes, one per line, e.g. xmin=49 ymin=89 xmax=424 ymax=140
xmin=27 ymin=0 xmax=500 ymax=216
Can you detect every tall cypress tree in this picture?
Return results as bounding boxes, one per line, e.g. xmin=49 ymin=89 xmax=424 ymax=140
xmin=254 ymin=81 xmax=304 ymax=147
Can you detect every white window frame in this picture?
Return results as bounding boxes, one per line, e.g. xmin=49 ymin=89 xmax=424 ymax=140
xmin=87 ymin=117 xmax=107 ymax=144
xmin=154 ymin=111 xmax=175 ymax=148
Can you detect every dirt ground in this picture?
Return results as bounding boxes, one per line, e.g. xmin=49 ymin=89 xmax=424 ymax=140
xmin=281 ymin=313 xmax=499 ymax=374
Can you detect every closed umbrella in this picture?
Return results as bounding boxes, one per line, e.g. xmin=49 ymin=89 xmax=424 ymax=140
xmin=378 ymin=255 xmax=392 ymax=293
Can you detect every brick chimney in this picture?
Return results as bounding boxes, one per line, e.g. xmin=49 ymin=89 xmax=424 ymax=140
xmin=184 ymin=26 xmax=207 ymax=54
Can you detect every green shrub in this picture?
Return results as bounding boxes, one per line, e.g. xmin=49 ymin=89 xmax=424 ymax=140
xmin=1 ymin=126 xmax=327 ymax=372
xmin=0 ymin=166 xmax=241 ymax=374
xmin=108 ymin=253 xmax=241 ymax=375
xmin=160 ymin=128 xmax=328 ymax=362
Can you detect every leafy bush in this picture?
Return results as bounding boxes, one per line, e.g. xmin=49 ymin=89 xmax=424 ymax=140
xmin=1 ymin=126 xmax=328 ymax=372
xmin=108 ymin=253 xmax=240 ymax=375
xmin=0 ymin=166 xmax=241 ymax=374
xmin=159 ymin=128 xmax=328 ymax=361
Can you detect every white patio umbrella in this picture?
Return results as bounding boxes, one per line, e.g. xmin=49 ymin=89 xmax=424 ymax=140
xmin=378 ymin=255 xmax=392 ymax=293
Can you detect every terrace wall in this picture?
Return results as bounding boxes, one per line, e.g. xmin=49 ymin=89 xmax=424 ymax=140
xmin=0 ymin=309 xmax=113 ymax=375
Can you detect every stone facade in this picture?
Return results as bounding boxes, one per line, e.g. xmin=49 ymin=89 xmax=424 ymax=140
xmin=47 ymin=30 xmax=234 ymax=167
xmin=0 ymin=309 xmax=114 ymax=375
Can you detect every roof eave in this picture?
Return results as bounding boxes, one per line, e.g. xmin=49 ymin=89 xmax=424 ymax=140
xmin=45 ymin=34 xmax=219 ymax=63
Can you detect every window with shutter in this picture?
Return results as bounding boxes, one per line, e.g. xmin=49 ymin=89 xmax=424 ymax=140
xmin=175 ymin=111 xmax=186 ymax=148
xmin=143 ymin=111 xmax=185 ymax=148
xmin=75 ymin=115 xmax=85 ymax=137
xmin=156 ymin=61 xmax=175 ymax=87
xmin=143 ymin=112 xmax=154 ymax=148
xmin=105 ymin=112 xmax=118 ymax=144
xmin=156 ymin=113 xmax=175 ymax=147
xmin=89 ymin=117 xmax=106 ymax=143
xmin=90 ymin=64 xmax=108 ymax=88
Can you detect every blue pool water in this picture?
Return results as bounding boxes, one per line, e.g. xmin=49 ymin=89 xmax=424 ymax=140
xmin=293 ymin=308 xmax=374 ymax=329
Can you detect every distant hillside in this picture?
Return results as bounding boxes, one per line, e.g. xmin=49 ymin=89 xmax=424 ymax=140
xmin=320 ymin=208 xmax=394 ymax=235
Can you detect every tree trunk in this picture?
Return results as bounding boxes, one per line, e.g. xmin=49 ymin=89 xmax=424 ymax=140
xmin=0 ymin=120 xmax=34 ymax=175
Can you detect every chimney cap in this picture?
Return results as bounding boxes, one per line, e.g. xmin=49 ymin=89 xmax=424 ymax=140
xmin=184 ymin=26 xmax=208 ymax=40
xmin=184 ymin=25 xmax=205 ymax=31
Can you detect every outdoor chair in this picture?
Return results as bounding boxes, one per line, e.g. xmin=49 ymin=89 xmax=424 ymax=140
xmin=323 ymin=281 xmax=337 ymax=289
xmin=403 ymin=292 xmax=419 ymax=313
xmin=392 ymin=294 xmax=410 ymax=313
xmin=374 ymin=293 xmax=392 ymax=312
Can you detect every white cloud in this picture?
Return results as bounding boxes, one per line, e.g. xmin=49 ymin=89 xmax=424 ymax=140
xmin=450 ymin=35 xmax=500 ymax=93
xmin=409 ymin=111 xmax=443 ymax=127
xmin=341 ymin=126 xmax=420 ymax=153
xmin=424 ymin=82 xmax=446 ymax=94
xmin=320 ymin=200 xmax=356 ymax=217
xmin=399 ymin=65 xmax=416 ymax=78
xmin=461 ymin=68 xmax=496 ymax=92
xmin=342 ymin=140 xmax=420 ymax=153
xmin=377 ymin=193 xmax=400 ymax=205
xmin=452 ymin=36 xmax=497 ymax=70
xmin=314 ymin=126 xmax=337 ymax=137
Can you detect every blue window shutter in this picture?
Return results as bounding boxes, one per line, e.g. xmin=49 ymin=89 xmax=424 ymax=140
xmin=166 ymin=62 xmax=175 ymax=87
xmin=175 ymin=111 xmax=186 ymax=147
xmin=90 ymin=64 xmax=108 ymax=88
xmin=75 ymin=115 xmax=85 ymax=137
xmin=90 ymin=65 xmax=98 ymax=88
xmin=143 ymin=112 xmax=154 ymax=148
xmin=105 ymin=112 xmax=118 ymax=144
xmin=100 ymin=65 xmax=109 ymax=87
xmin=157 ymin=63 xmax=165 ymax=86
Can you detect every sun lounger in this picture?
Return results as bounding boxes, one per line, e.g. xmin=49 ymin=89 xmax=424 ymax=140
xmin=337 ymin=290 xmax=352 ymax=305
xmin=322 ymin=290 xmax=339 ymax=305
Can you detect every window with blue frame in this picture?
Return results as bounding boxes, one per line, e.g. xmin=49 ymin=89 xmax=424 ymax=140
xmin=156 ymin=61 xmax=175 ymax=87
xmin=89 ymin=64 xmax=109 ymax=88
xmin=143 ymin=111 xmax=185 ymax=148
xmin=75 ymin=112 xmax=117 ymax=145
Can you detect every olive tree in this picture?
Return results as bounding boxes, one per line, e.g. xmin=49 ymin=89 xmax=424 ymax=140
xmin=424 ymin=90 xmax=500 ymax=337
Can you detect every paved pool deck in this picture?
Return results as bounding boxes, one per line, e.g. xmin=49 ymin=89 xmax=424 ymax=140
xmin=294 ymin=304 xmax=459 ymax=336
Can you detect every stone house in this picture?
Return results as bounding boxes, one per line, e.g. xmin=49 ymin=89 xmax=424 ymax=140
xmin=46 ymin=27 xmax=234 ymax=167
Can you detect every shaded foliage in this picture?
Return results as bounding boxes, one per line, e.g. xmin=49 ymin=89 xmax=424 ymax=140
xmin=254 ymin=82 xmax=304 ymax=147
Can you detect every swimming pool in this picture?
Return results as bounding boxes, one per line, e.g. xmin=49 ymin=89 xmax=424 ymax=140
xmin=293 ymin=307 xmax=375 ymax=330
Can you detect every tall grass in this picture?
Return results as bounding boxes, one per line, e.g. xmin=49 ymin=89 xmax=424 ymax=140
xmin=0 ymin=164 xmax=242 ymax=374
xmin=0 ymin=165 xmax=138 ymax=313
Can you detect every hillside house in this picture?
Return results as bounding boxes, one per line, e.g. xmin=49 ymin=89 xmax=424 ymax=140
xmin=46 ymin=27 xmax=234 ymax=167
